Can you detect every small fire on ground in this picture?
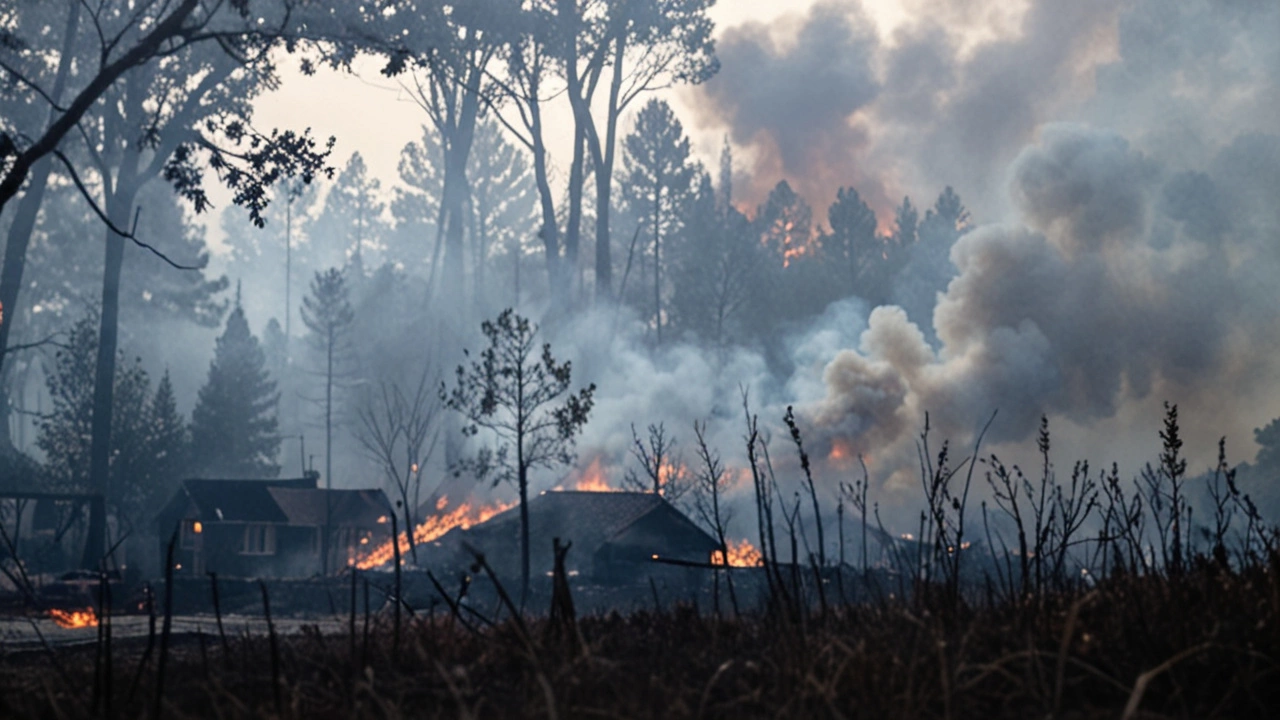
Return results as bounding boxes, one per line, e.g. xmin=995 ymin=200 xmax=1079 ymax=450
xmin=49 ymin=607 xmax=98 ymax=628
xmin=355 ymin=497 xmax=515 ymax=570
xmin=711 ymin=538 xmax=764 ymax=568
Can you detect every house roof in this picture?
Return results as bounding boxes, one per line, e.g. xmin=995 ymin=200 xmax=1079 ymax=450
xmin=159 ymin=477 xmax=390 ymax=528
xmin=269 ymin=488 xmax=390 ymax=527
xmin=447 ymin=490 xmax=719 ymax=570
xmin=182 ymin=479 xmax=297 ymax=523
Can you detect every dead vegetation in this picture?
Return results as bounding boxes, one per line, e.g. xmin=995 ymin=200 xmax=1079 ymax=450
xmin=1 ymin=405 xmax=1278 ymax=718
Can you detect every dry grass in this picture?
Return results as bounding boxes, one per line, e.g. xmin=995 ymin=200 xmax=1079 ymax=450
xmin=0 ymin=554 xmax=1277 ymax=719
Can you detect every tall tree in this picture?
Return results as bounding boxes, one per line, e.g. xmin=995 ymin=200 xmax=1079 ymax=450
xmin=551 ymin=0 xmax=718 ymax=301
xmin=621 ymin=99 xmax=697 ymax=345
xmin=0 ymin=2 xmax=412 ymax=567
xmin=669 ymin=168 xmax=756 ymax=350
xmin=468 ymin=119 xmax=539 ymax=309
xmin=823 ymin=186 xmax=883 ymax=302
xmin=393 ymin=119 xmax=539 ymax=304
xmin=401 ymin=7 xmax=498 ymax=305
xmin=222 ymin=179 xmax=318 ymax=344
xmin=306 ymin=152 xmax=388 ymax=280
xmin=0 ymin=3 xmax=81 ymax=447
xmin=301 ymin=268 xmax=356 ymax=494
xmin=488 ymin=1 xmax=568 ymax=308
xmin=891 ymin=187 xmax=971 ymax=339
xmin=444 ymin=309 xmax=595 ymax=599
xmin=140 ymin=370 xmax=191 ymax=515
xmin=190 ymin=296 xmax=281 ymax=479
xmin=36 ymin=314 xmax=151 ymax=523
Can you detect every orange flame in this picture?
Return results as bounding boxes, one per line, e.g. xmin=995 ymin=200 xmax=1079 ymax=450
xmin=354 ymin=498 xmax=515 ymax=570
xmin=49 ymin=607 xmax=98 ymax=628
xmin=570 ymin=457 xmax=616 ymax=492
xmin=711 ymin=538 xmax=764 ymax=568
xmin=657 ymin=462 xmax=688 ymax=495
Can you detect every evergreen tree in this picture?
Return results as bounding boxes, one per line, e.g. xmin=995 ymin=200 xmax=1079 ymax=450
xmin=37 ymin=314 xmax=152 ymax=518
xmin=468 ymin=119 xmax=539 ymax=309
xmin=301 ymin=268 xmax=355 ymax=492
xmin=824 ymin=186 xmax=883 ymax=302
xmin=305 ymin=152 xmax=389 ymax=278
xmin=190 ymin=297 xmax=281 ymax=478
xmin=745 ymin=180 xmax=817 ymax=341
xmin=669 ymin=172 xmax=754 ymax=348
xmin=138 ymin=370 xmax=190 ymax=515
xmin=621 ymin=99 xmax=698 ymax=345
xmin=891 ymin=187 xmax=971 ymax=341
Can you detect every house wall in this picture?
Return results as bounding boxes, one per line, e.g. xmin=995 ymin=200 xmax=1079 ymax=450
xmin=162 ymin=522 xmax=395 ymax=579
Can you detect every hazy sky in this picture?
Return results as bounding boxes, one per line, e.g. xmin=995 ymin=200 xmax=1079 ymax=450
xmin=218 ymin=1 xmax=915 ymax=251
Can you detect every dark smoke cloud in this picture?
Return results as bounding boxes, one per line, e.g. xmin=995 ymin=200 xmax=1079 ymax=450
xmin=804 ymin=123 xmax=1280 ymax=488
xmin=697 ymin=0 xmax=887 ymax=213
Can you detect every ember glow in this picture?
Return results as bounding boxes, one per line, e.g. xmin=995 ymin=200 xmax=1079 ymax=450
xmin=49 ymin=607 xmax=98 ymax=629
xmin=355 ymin=498 xmax=516 ymax=570
xmin=711 ymin=538 xmax=764 ymax=568
xmin=827 ymin=439 xmax=854 ymax=469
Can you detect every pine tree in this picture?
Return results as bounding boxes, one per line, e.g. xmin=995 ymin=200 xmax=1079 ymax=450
xmin=37 ymin=314 xmax=152 ymax=518
xmin=139 ymin=370 xmax=190 ymax=515
xmin=826 ymin=187 xmax=880 ymax=295
xmin=621 ymin=99 xmax=697 ymax=345
xmin=301 ymin=268 xmax=355 ymax=492
xmin=190 ymin=296 xmax=281 ymax=478
xmin=305 ymin=152 xmax=388 ymax=279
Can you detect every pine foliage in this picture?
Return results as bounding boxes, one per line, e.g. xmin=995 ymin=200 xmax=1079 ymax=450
xmin=190 ymin=301 xmax=281 ymax=478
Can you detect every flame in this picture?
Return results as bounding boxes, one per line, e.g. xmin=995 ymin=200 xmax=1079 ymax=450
xmin=570 ymin=457 xmax=615 ymax=492
xmin=49 ymin=607 xmax=98 ymax=629
xmin=657 ymin=462 xmax=688 ymax=495
xmin=711 ymin=538 xmax=764 ymax=568
xmin=827 ymin=440 xmax=856 ymax=469
xmin=354 ymin=498 xmax=516 ymax=570
xmin=435 ymin=496 xmax=448 ymax=511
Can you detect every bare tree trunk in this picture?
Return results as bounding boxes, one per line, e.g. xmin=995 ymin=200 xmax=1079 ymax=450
xmin=565 ymin=125 xmax=586 ymax=300
xmin=653 ymin=188 xmax=662 ymax=346
xmin=83 ymin=171 xmax=139 ymax=569
xmin=322 ymin=328 xmax=333 ymax=574
xmin=0 ymin=4 xmax=81 ymax=442
xmin=594 ymin=32 xmax=627 ymax=303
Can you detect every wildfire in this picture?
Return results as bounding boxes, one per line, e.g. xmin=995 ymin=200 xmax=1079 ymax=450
xmin=828 ymin=439 xmax=855 ymax=469
xmin=711 ymin=538 xmax=764 ymax=568
xmin=570 ymin=457 xmax=616 ymax=492
xmin=354 ymin=498 xmax=515 ymax=570
xmin=657 ymin=462 xmax=688 ymax=495
xmin=49 ymin=607 xmax=98 ymax=629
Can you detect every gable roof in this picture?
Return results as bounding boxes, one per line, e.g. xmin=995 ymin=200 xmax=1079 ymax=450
xmin=182 ymin=479 xmax=301 ymax=523
xmin=269 ymin=488 xmax=390 ymax=527
xmin=159 ymin=478 xmax=389 ymax=527
xmin=450 ymin=490 xmax=718 ymax=567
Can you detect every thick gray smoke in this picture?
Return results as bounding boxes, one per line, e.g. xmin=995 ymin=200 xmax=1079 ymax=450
xmin=697 ymin=1 xmax=887 ymax=211
xmin=804 ymin=123 xmax=1280 ymax=489
xmin=672 ymin=0 xmax=1280 ymax=494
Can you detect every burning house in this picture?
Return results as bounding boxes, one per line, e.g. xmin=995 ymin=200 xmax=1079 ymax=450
xmin=154 ymin=474 xmax=392 ymax=579
xmin=433 ymin=490 xmax=720 ymax=584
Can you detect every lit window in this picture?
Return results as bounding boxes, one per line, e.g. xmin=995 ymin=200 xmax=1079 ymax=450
xmin=180 ymin=520 xmax=201 ymax=549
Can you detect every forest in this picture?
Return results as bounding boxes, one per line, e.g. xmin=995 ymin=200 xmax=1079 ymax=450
xmin=1 ymin=1 xmax=1279 ymax=717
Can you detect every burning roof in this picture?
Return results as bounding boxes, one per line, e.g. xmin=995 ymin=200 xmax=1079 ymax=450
xmin=436 ymin=490 xmax=720 ymax=580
